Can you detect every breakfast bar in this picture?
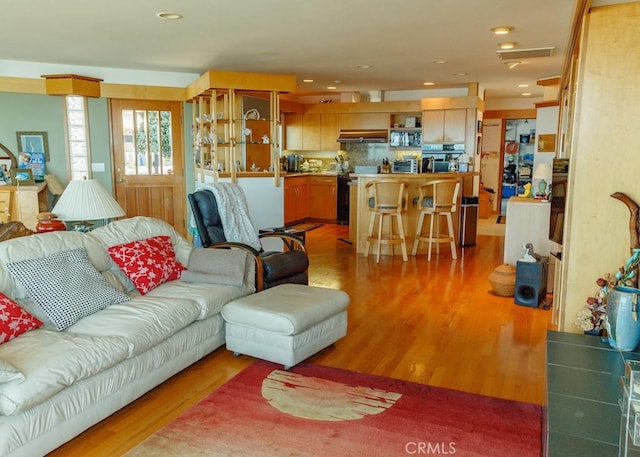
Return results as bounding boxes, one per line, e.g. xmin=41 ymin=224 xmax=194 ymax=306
xmin=350 ymin=172 xmax=478 ymax=256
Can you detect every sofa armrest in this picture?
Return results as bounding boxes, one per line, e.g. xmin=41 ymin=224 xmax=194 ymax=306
xmin=205 ymin=242 xmax=263 ymax=291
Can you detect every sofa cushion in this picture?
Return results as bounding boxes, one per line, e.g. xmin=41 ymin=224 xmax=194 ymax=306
xmin=107 ymin=235 xmax=186 ymax=295
xmin=0 ymin=359 xmax=24 ymax=383
xmin=66 ymin=296 xmax=202 ymax=357
xmin=145 ymin=280 xmax=252 ymax=320
xmin=6 ymin=248 xmax=131 ymax=331
xmin=0 ymin=329 xmax=130 ymax=415
xmin=0 ymin=293 xmax=42 ymax=344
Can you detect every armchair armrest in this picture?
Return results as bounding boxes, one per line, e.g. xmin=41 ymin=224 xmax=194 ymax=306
xmin=258 ymin=233 xmax=307 ymax=252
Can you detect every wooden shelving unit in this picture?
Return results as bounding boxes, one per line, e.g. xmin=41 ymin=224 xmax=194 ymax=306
xmin=188 ymin=70 xmax=295 ymax=185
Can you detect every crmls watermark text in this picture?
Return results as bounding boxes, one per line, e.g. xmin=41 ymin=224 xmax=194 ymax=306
xmin=405 ymin=441 xmax=457 ymax=455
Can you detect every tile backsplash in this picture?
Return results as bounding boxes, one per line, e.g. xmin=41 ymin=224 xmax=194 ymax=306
xmin=284 ymin=143 xmax=420 ymax=171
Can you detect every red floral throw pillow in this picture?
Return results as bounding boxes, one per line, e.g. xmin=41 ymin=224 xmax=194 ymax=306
xmin=0 ymin=293 xmax=43 ymax=344
xmin=107 ymin=235 xmax=185 ymax=295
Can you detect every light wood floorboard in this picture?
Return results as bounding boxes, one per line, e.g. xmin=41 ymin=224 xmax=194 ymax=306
xmin=49 ymin=223 xmax=554 ymax=456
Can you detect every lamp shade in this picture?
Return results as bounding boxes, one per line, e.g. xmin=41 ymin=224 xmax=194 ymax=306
xmin=532 ymin=163 xmax=553 ymax=180
xmin=52 ymin=178 xmax=125 ymax=221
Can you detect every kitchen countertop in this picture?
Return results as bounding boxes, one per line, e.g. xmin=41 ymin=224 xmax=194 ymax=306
xmin=349 ymin=171 xmax=479 ymax=178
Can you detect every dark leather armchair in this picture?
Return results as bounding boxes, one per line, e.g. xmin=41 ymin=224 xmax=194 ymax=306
xmin=188 ymin=189 xmax=309 ymax=291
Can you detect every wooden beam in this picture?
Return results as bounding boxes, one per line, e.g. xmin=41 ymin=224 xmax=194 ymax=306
xmin=42 ymin=74 xmax=103 ymax=97
xmin=187 ymin=70 xmax=297 ymax=99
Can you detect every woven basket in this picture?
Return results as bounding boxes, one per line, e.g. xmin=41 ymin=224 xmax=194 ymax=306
xmin=489 ymin=264 xmax=516 ymax=297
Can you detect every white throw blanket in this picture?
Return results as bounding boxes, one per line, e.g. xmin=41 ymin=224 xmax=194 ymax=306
xmin=195 ymin=183 xmax=262 ymax=251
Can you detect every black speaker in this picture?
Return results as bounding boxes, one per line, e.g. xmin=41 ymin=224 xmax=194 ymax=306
xmin=514 ymin=257 xmax=548 ymax=307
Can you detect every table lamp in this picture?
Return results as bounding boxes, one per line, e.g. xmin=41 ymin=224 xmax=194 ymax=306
xmin=532 ymin=163 xmax=553 ymax=199
xmin=52 ymin=177 xmax=125 ymax=231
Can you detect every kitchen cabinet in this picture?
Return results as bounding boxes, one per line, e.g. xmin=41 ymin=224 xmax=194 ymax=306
xmin=389 ymin=112 xmax=422 ymax=149
xmin=302 ymin=113 xmax=321 ymax=150
xmin=284 ymin=113 xmax=303 ymax=150
xmin=308 ymin=175 xmax=337 ymax=220
xmin=320 ymin=113 xmax=340 ymax=150
xmin=285 ymin=113 xmax=340 ymax=151
xmin=422 ymin=109 xmax=466 ymax=143
xmin=339 ymin=113 xmax=388 ymax=130
xmin=284 ymin=176 xmax=309 ymax=224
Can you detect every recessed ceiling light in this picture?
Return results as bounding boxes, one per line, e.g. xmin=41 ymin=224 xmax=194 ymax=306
xmin=357 ymin=65 xmax=372 ymax=69
xmin=423 ymin=82 xmax=435 ymax=86
xmin=303 ymin=79 xmax=314 ymax=83
xmin=506 ymin=61 xmax=522 ymax=69
xmin=454 ymin=72 xmax=468 ymax=76
xmin=432 ymin=59 xmax=447 ymax=64
xmin=156 ymin=12 xmax=183 ymax=20
xmin=333 ymin=80 xmax=342 ymax=84
xmin=327 ymin=86 xmax=337 ymax=90
xmin=491 ymin=26 xmax=513 ymax=35
xmin=521 ymin=92 xmax=532 ymax=96
xmin=499 ymin=42 xmax=517 ymax=50
xmin=518 ymin=84 xmax=529 ymax=88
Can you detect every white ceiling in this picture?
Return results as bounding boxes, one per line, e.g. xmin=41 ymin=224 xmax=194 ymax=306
xmin=1 ymin=0 xmax=580 ymax=100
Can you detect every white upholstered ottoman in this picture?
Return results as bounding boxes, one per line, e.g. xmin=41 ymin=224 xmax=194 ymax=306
xmin=221 ymin=283 xmax=349 ymax=369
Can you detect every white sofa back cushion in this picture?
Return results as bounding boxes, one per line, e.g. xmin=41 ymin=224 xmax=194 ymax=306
xmin=0 ymin=231 xmax=89 ymax=300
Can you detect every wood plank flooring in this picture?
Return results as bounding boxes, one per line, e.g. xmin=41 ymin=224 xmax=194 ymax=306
xmin=49 ymin=224 xmax=554 ymax=456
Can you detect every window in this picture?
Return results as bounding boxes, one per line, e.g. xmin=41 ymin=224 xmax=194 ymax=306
xmin=120 ymin=109 xmax=174 ymax=176
xmin=64 ymin=95 xmax=91 ymax=181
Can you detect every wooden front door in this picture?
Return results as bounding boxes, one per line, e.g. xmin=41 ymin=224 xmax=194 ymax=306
xmin=110 ymin=99 xmax=185 ymax=235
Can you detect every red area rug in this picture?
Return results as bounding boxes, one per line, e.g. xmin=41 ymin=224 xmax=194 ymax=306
xmin=126 ymin=361 xmax=543 ymax=456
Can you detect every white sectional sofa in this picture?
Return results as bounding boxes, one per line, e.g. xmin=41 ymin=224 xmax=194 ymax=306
xmin=0 ymin=216 xmax=256 ymax=457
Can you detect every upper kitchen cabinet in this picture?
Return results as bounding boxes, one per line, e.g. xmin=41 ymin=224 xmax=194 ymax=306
xmin=284 ymin=112 xmax=341 ymax=151
xmin=320 ymin=113 xmax=340 ymax=150
xmin=422 ymin=109 xmax=466 ymax=143
xmin=389 ymin=112 xmax=422 ymax=149
xmin=339 ymin=113 xmax=389 ymax=130
xmin=284 ymin=113 xmax=321 ymax=150
xmin=285 ymin=113 xmax=303 ymax=150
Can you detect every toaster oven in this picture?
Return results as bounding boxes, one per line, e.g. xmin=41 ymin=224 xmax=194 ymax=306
xmin=392 ymin=158 xmax=418 ymax=174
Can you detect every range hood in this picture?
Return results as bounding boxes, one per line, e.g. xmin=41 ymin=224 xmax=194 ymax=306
xmin=337 ymin=129 xmax=388 ymax=143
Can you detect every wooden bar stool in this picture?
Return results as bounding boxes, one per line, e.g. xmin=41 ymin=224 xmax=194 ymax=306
xmin=412 ymin=179 xmax=460 ymax=261
xmin=364 ymin=179 xmax=409 ymax=263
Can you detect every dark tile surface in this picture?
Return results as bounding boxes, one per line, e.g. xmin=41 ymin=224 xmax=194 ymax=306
xmin=545 ymin=330 xmax=640 ymax=456
xmin=547 ymin=364 xmax=621 ymax=403
xmin=547 ymin=431 xmax=619 ymax=457
xmin=547 ymin=393 xmax=620 ymax=444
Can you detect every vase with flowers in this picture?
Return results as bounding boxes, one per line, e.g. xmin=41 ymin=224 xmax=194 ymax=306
xmin=605 ymin=248 xmax=640 ymax=351
xmin=575 ymin=276 xmax=613 ymax=335
xmin=575 ymin=249 xmax=640 ymax=345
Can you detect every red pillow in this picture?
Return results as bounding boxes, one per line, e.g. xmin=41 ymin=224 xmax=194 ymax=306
xmin=107 ymin=235 xmax=185 ymax=295
xmin=0 ymin=293 xmax=43 ymax=344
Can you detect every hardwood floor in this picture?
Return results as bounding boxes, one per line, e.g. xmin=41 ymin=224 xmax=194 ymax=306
xmin=49 ymin=224 xmax=554 ymax=456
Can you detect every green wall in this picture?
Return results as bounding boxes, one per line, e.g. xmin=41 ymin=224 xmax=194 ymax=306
xmin=0 ymin=92 xmax=195 ymax=207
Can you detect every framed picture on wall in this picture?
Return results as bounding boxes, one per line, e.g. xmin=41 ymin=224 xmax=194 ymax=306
xmin=16 ymin=131 xmax=49 ymax=162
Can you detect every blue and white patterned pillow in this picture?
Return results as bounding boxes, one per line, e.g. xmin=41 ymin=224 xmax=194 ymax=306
xmin=6 ymin=248 xmax=130 ymax=330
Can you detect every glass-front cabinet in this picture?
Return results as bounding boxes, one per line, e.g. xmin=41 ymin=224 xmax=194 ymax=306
xmin=189 ymin=70 xmax=296 ymax=184
xmin=389 ymin=112 xmax=422 ymax=149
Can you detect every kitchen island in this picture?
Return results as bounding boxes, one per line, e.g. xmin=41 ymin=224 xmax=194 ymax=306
xmin=350 ymin=172 xmax=478 ymax=256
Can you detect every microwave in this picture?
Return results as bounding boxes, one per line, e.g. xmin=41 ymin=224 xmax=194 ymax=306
xmin=392 ymin=158 xmax=418 ymax=173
